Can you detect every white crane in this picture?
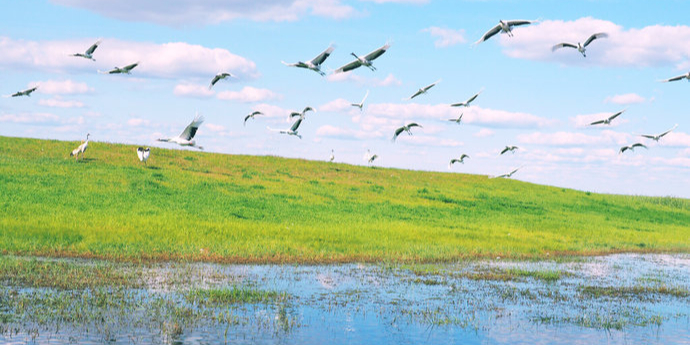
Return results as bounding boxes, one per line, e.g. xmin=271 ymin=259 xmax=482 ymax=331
xmin=406 ymin=79 xmax=440 ymax=100
xmin=474 ymin=20 xmax=535 ymax=45
xmin=100 ymin=62 xmax=139 ymax=74
xmin=268 ymin=116 xmax=305 ymax=139
xmin=289 ymin=107 xmax=315 ymax=120
xmin=71 ymin=39 xmax=101 ymax=61
xmin=244 ymin=111 xmax=263 ymax=126
xmin=552 ymin=33 xmax=608 ymax=57
xmin=448 ymin=154 xmax=470 ymax=169
xmin=281 ymin=45 xmax=335 ymax=76
xmin=392 ymin=123 xmax=422 ymax=142
xmin=329 ymin=149 xmax=335 ymax=162
xmin=334 ymin=43 xmax=390 ymax=73
xmin=619 ymin=143 xmax=647 ymax=154
xmin=448 ymin=113 xmax=463 ymax=124
xmin=351 ymin=90 xmax=369 ymax=111
xmin=70 ymin=133 xmax=90 ymax=161
xmin=450 ymin=90 xmax=481 ymax=107
xmin=492 ymin=165 xmax=523 ymax=179
xmin=137 ymin=147 xmax=150 ymax=165
xmin=364 ymin=149 xmax=378 ymax=164
xmin=500 ymin=146 xmax=519 ymax=155
xmin=590 ymin=109 xmax=625 ymax=126
xmin=209 ymin=72 xmax=234 ymax=89
xmin=157 ymin=113 xmax=205 ymax=150
xmin=6 ymin=86 xmax=38 ymax=98
xmin=660 ymin=72 xmax=690 ymax=83
xmin=640 ymin=124 xmax=678 ymax=142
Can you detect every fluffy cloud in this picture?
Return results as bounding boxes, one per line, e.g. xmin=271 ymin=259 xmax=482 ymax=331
xmin=0 ymin=112 xmax=60 ymax=124
xmin=422 ymin=27 xmax=467 ymax=48
xmin=319 ymin=98 xmax=355 ymax=112
xmin=30 ymin=80 xmax=93 ymax=95
xmin=327 ymin=72 xmax=401 ymax=86
xmin=173 ymin=83 xmax=214 ymax=98
xmin=360 ymin=0 xmax=429 ymax=3
xmin=127 ymin=118 xmax=151 ymax=127
xmin=216 ymin=86 xmax=282 ymax=103
xmin=474 ymin=128 xmax=494 ymax=138
xmin=50 ymin=0 xmax=358 ymax=25
xmin=518 ymin=130 xmax=631 ymax=146
xmin=38 ymin=98 xmax=85 ymax=108
xmin=604 ymin=93 xmax=646 ymax=105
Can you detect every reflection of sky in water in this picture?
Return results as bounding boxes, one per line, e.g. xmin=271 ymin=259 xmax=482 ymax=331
xmin=0 ymin=254 xmax=688 ymax=344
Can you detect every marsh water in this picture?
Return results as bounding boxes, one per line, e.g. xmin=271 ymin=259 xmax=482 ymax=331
xmin=1 ymin=254 xmax=688 ymax=344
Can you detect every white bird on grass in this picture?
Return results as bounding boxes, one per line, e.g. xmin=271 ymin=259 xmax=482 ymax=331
xmin=71 ymin=39 xmax=101 ymax=61
xmin=268 ymin=116 xmax=305 ymax=139
xmin=449 ymin=154 xmax=470 ymax=169
xmin=448 ymin=113 xmax=464 ymax=124
xmin=100 ymin=62 xmax=139 ymax=74
xmin=70 ymin=133 xmax=90 ymax=161
xmin=619 ymin=143 xmax=647 ymax=154
xmin=281 ymin=45 xmax=335 ymax=76
xmin=244 ymin=111 xmax=263 ymax=126
xmin=329 ymin=149 xmax=335 ymax=162
xmin=334 ymin=43 xmax=390 ymax=73
xmin=590 ymin=109 xmax=625 ymax=126
xmin=351 ymin=90 xmax=369 ymax=111
xmin=552 ymin=33 xmax=608 ymax=57
xmin=640 ymin=124 xmax=678 ymax=142
xmin=5 ymin=86 xmax=38 ymax=98
xmin=660 ymin=72 xmax=690 ymax=83
xmin=450 ymin=90 xmax=481 ymax=107
xmin=500 ymin=146 xmax=519 ymax=155
xmin=364 ymin=149 xmax=378 ymax=164
xmin=406 ymin=79 xmax=440 ymax=100
xmin=209 ymin=72 xmax=234 ymax=89
xmin=157 ymin=113 xmax=205 ymax=150
xmin=492 ymin=165 xmax=523 ymax=179
xmin=392 ymin=123 xmax=422 ymax=142
xmin=474 ymin=20 xmax=535 ymax=45
xmin=137 ymin=147 xmax=150 ymax=165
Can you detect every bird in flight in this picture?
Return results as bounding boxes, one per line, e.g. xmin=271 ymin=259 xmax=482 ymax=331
xmin=281 ymin=45 xmax=335 ymax=76
xmin=493 ymin=166 xmax=523 ymax=179
xmin=268 ymin=116 xmax=305 ymax=139
xmin=137 ymin=147 xmax=150 ymax=165
xmin=590 ymin=109 xmax=625 ymax=126
xmin=100 ymin=62 xmax=139 ymax=74
xmin=552 ymin=33 xmax=608 ymax=57
xmin=364 ymin=149 xmax=378 ymax=164
xmin=334 ymin=43 xmax=390 ymax=73
xmin=406 ymin=79 xmax=440 ymax=100
xmin=157 ymin=113 xmax=205 ymax=150
xmin=619 ymin=143 xmax=647 ymax=154
xmin=660 ymin=72 xmax=690 ymax=83
xmin=209 ymin=72 xmax=234 ymax=89
xmin=392 ymin=123 xmax=422 ymax=142
xmin=244 ymin=111 xmax=263 ymax=126
xmin=640 ymin=124 xmax=678 ymax=142
xmin=448 ymin=154 xmax=470 ymax=169
xmin=6 ymin=86 xmax=38 ymax=97
xmin=71 ymin=39 xmax=101 ymax=61
xmin=500 ymin=146 xmax=519 ymax=155
xmin=475 ymin=20 xmax=535 ymax=45
xmin=450 ymin=90 xmax=482 ymax=107
xmin=448 ymin=113 xmax=464 ymax=124
xmin=351 ymin=90 xmax=369 ymax=111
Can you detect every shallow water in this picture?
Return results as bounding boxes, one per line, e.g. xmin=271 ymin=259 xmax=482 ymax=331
xmin=1 ymin=254 xmax=688 ymax=344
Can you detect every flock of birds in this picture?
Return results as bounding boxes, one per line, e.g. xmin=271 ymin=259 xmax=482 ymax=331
xmin=6 ymin=19 xmax=685 ymax=179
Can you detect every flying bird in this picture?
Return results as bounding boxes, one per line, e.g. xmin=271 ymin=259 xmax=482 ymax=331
xmin=449 ymin=154 xmax=470 ymax=169
xmin=157 ymin=113 xmax=205 ymax=150
xmin=448 ymin=113 xmax=464 ymax=124
xmin=640 ymin=124 xmax=678 ymax=142
xmin=590 ymin=109 xmax=625 ymax=126
xmin=7 ymin=86 xmax=38 ymax=97
xmin=100 ymin=62 xmax=139 ymax=74
xmin=552 ymin=33 xmax=608 ymax=57
xmin=500 ymin=146 xmax=519 ymax=155
xmin=334 ymin=42 xmax=390 ymax=73
xmin=244 ymin=111 xmax=263 ymax=126
xmin=619 ymin=143 xmax=647 ymax=154
xmin=450 ymin=90 xmax=482 ymax=107
xmin=71 ymin=39 xmax=101 ymax=61
xmin=351 ymin=90 xmax=369 ymax=111
xmin=406 ymin=79 xmax=440 ymax=100
xmin=660 ymin=72 xmax=690 ymax=83
xmin=281 ymin=45 xmax=335 ymax=76
xmin=329 ymin=149 xmax=335 ymax=162
xmin=289 ymin=107 xmax=315 ymax=120
xmin=70 ymin=133 xmax=90 ymax=161
xmin=493 ymin=166 xmax=523 ymax=179
xmin=209 ymin=72 xmax=234 ymax=89
xmin=392 ymin=123 xmax=422 ymax=142
xmin=137 ymin=147 xmax=150 ymax=165
xmin=474 ymin=20 xmax=535 ymax=45
xmin=364 ymin=149 xmax=378 ymax=164
xmin=268 ymin=116 xmax=305 ymax=139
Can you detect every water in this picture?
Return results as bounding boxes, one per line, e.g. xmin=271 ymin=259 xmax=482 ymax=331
xmin=1 ymin=254 xmax=688 ymax=344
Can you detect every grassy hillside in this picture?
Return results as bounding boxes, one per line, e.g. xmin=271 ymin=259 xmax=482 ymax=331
xmin=1 ymin=135 xmax=688 ymax=263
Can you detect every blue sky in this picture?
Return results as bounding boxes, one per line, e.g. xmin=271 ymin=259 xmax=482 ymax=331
xmin=2 ymin=0 xmax=690 ymax=197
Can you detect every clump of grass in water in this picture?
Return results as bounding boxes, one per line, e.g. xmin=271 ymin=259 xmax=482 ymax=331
xmin=578 ymin=285 xmax=689 ymax=299
xmin=185 ymin=286 xmax=289 ymax=306
xmin=458 ymin=268 xmax=567 ymax=282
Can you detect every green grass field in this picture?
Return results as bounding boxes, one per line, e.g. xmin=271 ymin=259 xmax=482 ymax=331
xmin=1 ymin=135 xmax=688 ymax=263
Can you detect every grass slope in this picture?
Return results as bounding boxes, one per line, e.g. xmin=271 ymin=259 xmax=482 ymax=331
xmin=1 ymin=136 xmax=688 ymax=263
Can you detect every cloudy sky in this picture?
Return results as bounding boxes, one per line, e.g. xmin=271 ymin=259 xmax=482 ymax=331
xmin=3 ymin=0 xmax=690 ymax=197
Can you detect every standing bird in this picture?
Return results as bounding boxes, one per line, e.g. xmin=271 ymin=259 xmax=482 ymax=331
xmin=209 ymin=72 xmax=234 ymax=89
xmin=157 ymin=113 xmax=205 ymax=150
xmin=289 ymin=107 xmax=315 ymax=120
xmin=137 ymin=147 xmax=150 ymax=165
xmin=329 ymin=149 xmax=335 ymax=162
xmin=450 ymin=90 xmax=482 ymax=107
xmin=552 ymin=33 xmax=608 ymax=57
xmin=351 ymin=90 xmax=369 ymax=111
xmin=448 ymin=113 xmax=464 ymax=124
xmin=500 ymin=146 xmax=519 ymax=155
xmin=640 ymin=124 xmax=678 ymax=142
xmin=392 ymin=123 xmax=423 ymax=142
xmin=244 ymin=111 xmax=263 ymax=126
xmin=334 ymin=42 xmax=390 ymax=73
xmin=268 ymin=116 xmax=305 ymax=139
xmin=281 ymin=45 xmax=335 ymax=76
xmin=6 ymin=86 xmax=38 ymax=97
xmin=70 ymin=133 xmax=90 ymax=161
xmin=474 ymin=20 xmax=535 ymax=45
xmin=493 ymin=166 xmax=523 ymax=179
xmin=660 ymin=72 xmax=690 ymax=83
xmin=619 ymin=143 xmax=647 ymax=154
xmin=100 ymin=62 xmax=139 ymax=74
xmin=449 ymin=154 xmax=470 ymax=169
xmin=364 ymin=149 xmax=378 ymax=164
xmin=71 ymin=39 xmax=101 ymax=61
xmin=590 ymin=109 xmax=625 ymax=126
xmin=406 ymin=79 xmax=440 ymax=100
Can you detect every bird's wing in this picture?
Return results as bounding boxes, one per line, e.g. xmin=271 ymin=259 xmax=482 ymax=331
xmin=467 ymin=91 xmax=480 ymax=103
xmin=590 ymin=120 xmax=605 ymax=125
xmin=86 ymin=40 xmax=101 ymax=55
xmin=123 ymin=62 xmax=138 ymax=71
xmin=461 ymin=154 xmax=470 ymax=159
xmin=500 ymin=147 xmax=510 ymax=154
xmin=392 ymin=127 xmax=405 ymax=141
xmin=662 ymin=75 xmax=686 ymax=82
xmin=210 ymin=75 xmax=221 ymax=87
xmin=551 ymin=43 xmax=577 ymax=51
xmin=334 ymin=59 xmax=362 ymax=73
xmin=137 ymin=147 xmax=144 ymax=161
xmin=609 ymin=110 xmax=624 ymax=121
xmin=179 ymin=114 xmax=205 ymax=140
xmin=310 ymin=45 xmax=335 ymax=66
xmin=408 ymin=122 xmax=422 ymax=128
xmin=289 ymin=112 xmax=301 ymax=118
xmin=281 ymin=61 xmax=300 ymax=67
xmin=243 ymin=114 xmax=251 ymax=125
xmin=450 ymin=101 xmax=466 ymax=107
xmin=506 ymin=20 xmax=534 ymax=27
xmin=361 ymin=90 xmax=369 ymax=104
xmin=363 ymin=43 xmax=390 ymax=61
xmin=584 ymin=32 xmax=608 ymax=47
xmin=659 ymin=124 xmax=679 ymax=137
xmin=475 ymin=24 xmax=501 ymax=44
xmin=143 ymin=148 xmax=150 ymax=160
xmin=253 ymin=111 xmax=263 ymax=116
xmin=639 ymin=134 xmax=655 ymax=139
xmin=371 ymin=154 xmax=378 ymax=161
xmin=619 ymin=146 xmax=629 ymax=154
xmin=423 ymin=81 xmax=439 ymax=91
xmin=408 ymin=89 xmax=424 ymax=99
xmin=290 ymin=117 xmax=303 ymax=131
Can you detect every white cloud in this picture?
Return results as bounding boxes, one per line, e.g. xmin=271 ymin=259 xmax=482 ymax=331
xmin=30 ymin=79 xmax=92 ymax=95
xmin=0 ymin=37 xmax=258 ymax=79
xmin=217 ymin=86 xmax=282 ymax=103
xmin=0 ymin=112 xmax=59 ymax=123
xmin=518 ymin=130 xmax=631 ymax=146
xmin=38 ymin=98 xmax=84 ymax=108
xmin=127 ymin=118 xmax=151 ymax=127
xmin=361 ymin=0 xmax=429 ymax=3
xmin=173 ymin=83 xmax=214 ymax=98
xmin=49 ymin=0 xmax=358 ymax=26
xmin=316 ymin=125 xmax=379 ymax=140
xmin=319 ymin=98 xmax=354 ymax=112
xmin=327 ymin=72 xmax=402 ymax=86
xmin=422 ymin=27 xmax=466 ymax=48
xmin=474 ymin=128 xmax=494 ymax=138
xmin=604 ymin=93 xmax=646 ymax=105
xmin=658 ymin=131 xmax=690 ymax=147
